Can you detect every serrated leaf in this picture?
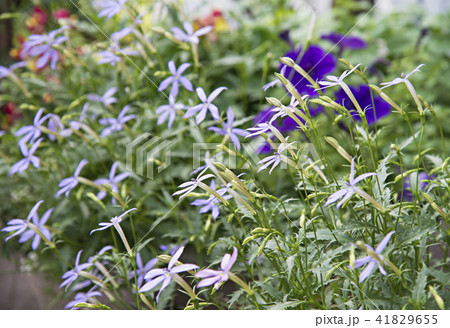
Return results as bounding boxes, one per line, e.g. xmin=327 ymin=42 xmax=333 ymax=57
xmin=412 ymin=265 xmax=428 ymax=306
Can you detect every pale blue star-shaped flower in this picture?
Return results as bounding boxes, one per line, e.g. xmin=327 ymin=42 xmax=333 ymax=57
xmin=87 ymin=87 xmax=118 ymax=106
xmin=208 ymin=107 xmax=249 ymax=151
xmin=60 ymin=103 xmax=89 ymax=137
xmin=47 ymin=114 xmax=64 ymax=141
xmin=172 ymin=170 xmax=215 ymax=199
xmin=245 ymin=122 xmax=272 ymax=138
xmin=349 ymin=231 xmax=395 ymax=283
xmin=196 ymin=247 xmax=237 ymax=290
xmin=111 ymin=13 xmax=145 ymax=42
xmin=263 ymin=65 xmax=287 ymax=92
xmin=380 ymin=64 xmax=424 ymax=90
xmin=0 ymin=61 xmax=27 ymax=79
xmin=97 ymin=0 xmax=128 ymax=19
xmin=128 ymin=253 xmax=158 ymax=290
xmin=65 ymin=290 xmax=102 ymax=310
xmin=99 ymin=105 xmax=136 ymax=137
xmin=324 ymin=157 xmax=376 ymax=209
xmin=97 ymin=45 xmax=139 ymax=66
xmin=59 ymin=250 xmax=92 ymax=291
xmin=316 ymin=64 xmax=361 ymax=90
xmin=257 ymin=140 xmax=296 ymax=174
xmin=15 ymin=107 xmax=49 ymax=146
xmin=2 ymin=200 xmax=43 ymax=243
xmin=184 ymin=87 xmax=227 ymax=124
xmin=158 ymin=61 xmax=193 ymax=98
xmin=190 ymin=180 xmax=232 ymax=220
xmin=21 ymin=27 xmax=69 ymax=70
xmin=171 ymin=22 xmax=213 ymax=45
xmin=139 ymin=246 xmax=199 ymax=302
xmin=94 ymin=161 xmax=131 ymax=204
xmin=90 ymin=208 xmax=137 ymax=235
xmin=56 ymin=159 xmax=89 ymax=197
xmin=155 ymin=95 xmax=185 ymax=129
xmin=9 ymin=138 xmax=42 ymax=176
xmin=16 ymin=203 xmax=52 ymax=251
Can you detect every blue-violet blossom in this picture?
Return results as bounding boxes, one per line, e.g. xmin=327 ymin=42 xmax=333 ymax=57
xmin=324 ymin=157 xmax=376 ymax=209
xmin=139 ymin=246 xmax=199 ymax=302
xmin=208 ymin=107 xmax=249 ymax=151
xmin=158 ymin=61 xmax=193 ymax=98
xmin=56 ymin=159 xmax=88 ymax=197
xmin=349 ymin=231 xmax=395 ymax=283
xmin=9 ymin=138 xmax=42 ymax=175
xmin=94 ymin=161 xmax=131 ymax=204
xmin=195 ymin=247 xmax=237 ymax=290
xmin=99 ymin=105 xmax=136 ymax=137
xmin=184 ymin=87 xmax=227 ymax=124
xmin=171 ymin=22 xmax=213 ymax=44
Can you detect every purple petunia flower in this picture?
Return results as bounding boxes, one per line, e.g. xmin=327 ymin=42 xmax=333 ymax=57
xmin=281 ymin=45 xmax=336 ymax=97
xmin=0 ymin=61 xmax=27 ymax=79
xmin=128 ymin=253 xmax=158 ymax=290
xmin=401 ymin=172 xmax=434 ymax=202
xmin=2 ymin=200 xmax=44 ymax=244
xmin=139 ymin=246 xmax=199 ymax=302
xmin=56 ymin=159 xmax=88 ymax=197
xmin=335 ymin=85 xmax=391 ymax=125
xmin=15 ymin=107 xmax=49 ymax=146
xmin=171 ymin=22 xmax=213 ymax=45
xmin=321 ymin=33 xmax=367 ymax=56
xmin=99 ymin=105 xmax=135 ymax=137
xmin=348 ymin=231 xmax=395 ymax=283
xmin=65 ymin=290 xmax=102 ymax=310
xmin=87 ymin=87 xmax=118 ymax=106
xmin=158 ymin=61 xmax=193 ymax=99
xmin=184 ymin=87 xmax=227 ymax=124
xmin=196 ymin=247 xmax=237 ymax=290
xmin=60 ymin=250 xmax=92 ymax=291
xmin=94 ymin=161 xmax=131 ymax=204
xmin=325 ymin=157 xmax=376 ymax=209
xmin=155 ymin=96 xmax=185 ymax=129
xmin=190 ymin=180 xmax=232 ymax=220
xmin=208 ymin=107 xmax=249 ymax=151
xmin=21 ymin=27 xmax=68 ymax=70
xmin=97 ymin=0 xmax=128 ymax=19
xmin=9 ymin=138 xmax=42 ymax=176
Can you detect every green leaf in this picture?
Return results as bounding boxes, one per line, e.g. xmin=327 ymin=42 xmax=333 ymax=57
xmin=412 ymin=264 xmax=428 ymax=307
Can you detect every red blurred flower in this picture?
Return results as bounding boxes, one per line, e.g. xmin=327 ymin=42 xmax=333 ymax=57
xmin=26 ymin=6 xmax=48 ymax=34
xmin=194 ymin=9 xmax=228 ymax=42
xmin=1 ymin=102 xmax=22 ymax=129
xmin=53 ymin=8 xmax=71 ymax=20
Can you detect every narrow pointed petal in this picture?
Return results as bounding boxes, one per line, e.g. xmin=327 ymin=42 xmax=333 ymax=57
xmin=358 ymin=261 xmax=376 ymax=283
xmin=139 ymin=274 xmax=165 ymax=293
xmin=171 ymin=263 xmax=199 ymax=273
xmin=375 ymin=231 xmax=395 ymax=254
xmin=352 ymin=172 xmax=377 ymax=185
xmin=168 ymin=246 xmax=185 ymax=269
